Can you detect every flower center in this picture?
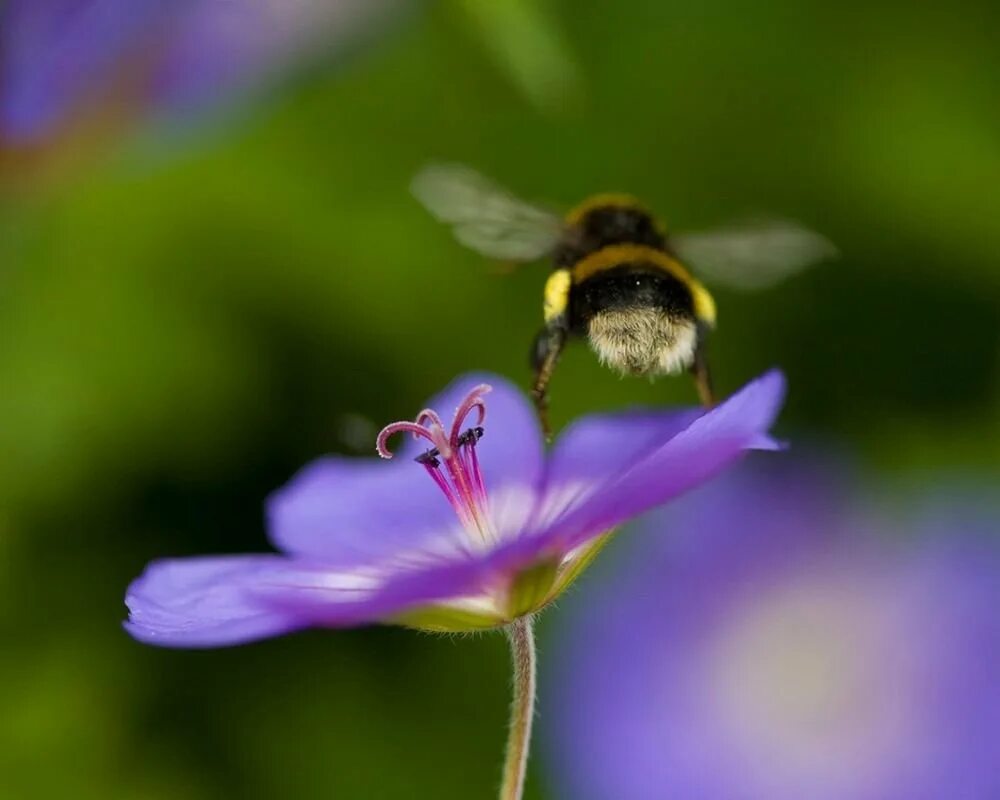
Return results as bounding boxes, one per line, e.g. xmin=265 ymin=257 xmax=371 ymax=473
xmin=376 ymin=384 xmax=495 ymax=543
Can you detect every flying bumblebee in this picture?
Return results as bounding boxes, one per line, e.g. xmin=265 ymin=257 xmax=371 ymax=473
xmin=412 ymin=163 xmax=835 ymax=436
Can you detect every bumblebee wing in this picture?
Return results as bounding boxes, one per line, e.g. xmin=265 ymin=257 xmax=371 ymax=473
xmin=411 ymin=163 xmax=564 ymax=261
xmin=672 ymin=218 xmax=837 ymax=290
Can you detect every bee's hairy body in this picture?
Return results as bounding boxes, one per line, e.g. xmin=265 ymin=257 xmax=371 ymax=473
xmin=553 ymin=194 xmax=668 ymax=268
xmin=575 ymin=266 xmax=700 ymax=377
xmin=537 ymin=198 xmax=716 ymax=381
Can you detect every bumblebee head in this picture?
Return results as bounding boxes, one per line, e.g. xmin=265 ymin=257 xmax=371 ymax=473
xmin=586 ymin=307 xmax=698 ymax=377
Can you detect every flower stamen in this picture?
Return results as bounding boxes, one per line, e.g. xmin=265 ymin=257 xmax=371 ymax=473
xmin=450 ymin=384 xmax=490 ymax=445
xmin=377 ymin=386 xmax=495 ymax=544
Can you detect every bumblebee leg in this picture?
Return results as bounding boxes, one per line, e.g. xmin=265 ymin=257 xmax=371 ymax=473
xmin=691 ymin=331 xmax=716 ymax=408
xmin=532 ymin=269 xmax=573 ymax=440
xmin=531 ymin=324 xmax=567 ymax=442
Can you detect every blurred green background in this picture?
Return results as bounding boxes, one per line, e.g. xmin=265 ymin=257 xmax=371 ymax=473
xmin=1 ymin=1 xmax=998 ymax=797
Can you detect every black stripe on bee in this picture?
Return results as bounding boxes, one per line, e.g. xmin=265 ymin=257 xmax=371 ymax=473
xmin=555 ymin=204 xmax=667 ymax=268
xmin=570 ymin=264 xmax=695 ymax=331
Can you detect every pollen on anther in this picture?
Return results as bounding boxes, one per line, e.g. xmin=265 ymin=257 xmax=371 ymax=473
xmin=456 ymin=426 xmax=485 ymax=447
xmin=415 ymin=450 xmax=441 ymax=468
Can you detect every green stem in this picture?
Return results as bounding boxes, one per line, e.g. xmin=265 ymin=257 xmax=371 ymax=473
xmin=499 ymin=616 xmax=537 ymax=800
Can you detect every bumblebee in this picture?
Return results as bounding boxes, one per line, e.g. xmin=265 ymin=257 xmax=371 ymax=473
xmin=412 ymin=163 xmax=834 ymax=436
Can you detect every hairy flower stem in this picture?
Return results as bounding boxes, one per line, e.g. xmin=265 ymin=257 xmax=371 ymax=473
xmin=499 ymin=616 xmax=537 ymax=800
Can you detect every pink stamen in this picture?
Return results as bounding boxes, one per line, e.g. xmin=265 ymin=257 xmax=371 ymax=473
xmin=416 ymin=408 xmax=446 ymax=431
xmin=449 ymin=384 xmax=491 ymax=449
xmin=466 ymin=438 xmax=488 ymax=507
xmin=421 ymin=462 xmax=462 ymax=517
xmin=377 ymin=421 xmax=437 ymax=459
xmin=375 ymin=384 xmax=495 ymax=543
xmin=415 ymin=408 xmax=453 ymax=459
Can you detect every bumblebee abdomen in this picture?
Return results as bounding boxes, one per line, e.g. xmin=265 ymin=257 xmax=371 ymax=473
xmin=570 ymin=265 xmax=699 ymax=378
xmin=570 ymin=266 xmax=694 ymax=330
xmin=566 ymin=243 xmax=716 ymax=327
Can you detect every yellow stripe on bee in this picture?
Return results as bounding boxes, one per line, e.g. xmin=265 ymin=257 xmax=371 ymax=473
xmin=572 ymin=244 xmax=717 ymax=326
xmin=692 ymin=282 xmax=717 ymax=327
xmin=543 ymin=269 xmax=572 ymax=322
xmin=565 ymin=193 xmax=644 ymax=226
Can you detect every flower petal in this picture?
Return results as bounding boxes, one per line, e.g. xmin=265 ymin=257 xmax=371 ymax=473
xmin=267 ymin=456 xmax=467 ymax=564
xmin=1 ymin=0 xmax=168 ymax=140
xmin=124 ymin=551 xmax=505 ymax=648
xmin=0 ymin=0 xmax=396 ymax=142
xmin=533 ymin=370 xmax=787 ymax=551
xmin=148 ymin=0 xmax=397 ymax=121
xmin=125 ymin=556 xmax=312 ymax=648
xmin=545 ymin=463 xmax=1000 ymax=800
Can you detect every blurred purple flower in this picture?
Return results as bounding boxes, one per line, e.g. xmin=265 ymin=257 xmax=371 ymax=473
xmin=546 ymin=462 xmax=1000 ymax=800
xmin=124 ymin=370 xmax=785 ymax=647
xmin=0 ymin=0 xmax=400 ymax=143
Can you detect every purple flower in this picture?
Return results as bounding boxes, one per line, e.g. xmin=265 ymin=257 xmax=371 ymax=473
xmin=546 ymin=462 xmax=1000 ymax=800
xmin=124 ymin=370 xmax=785 ymax=647
xmin=0 ymin=0 xmax=400 ymax=144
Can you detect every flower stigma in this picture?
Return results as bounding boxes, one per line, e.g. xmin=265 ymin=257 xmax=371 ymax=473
xmin=377 ymin=384 xmax=496 ymax=544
